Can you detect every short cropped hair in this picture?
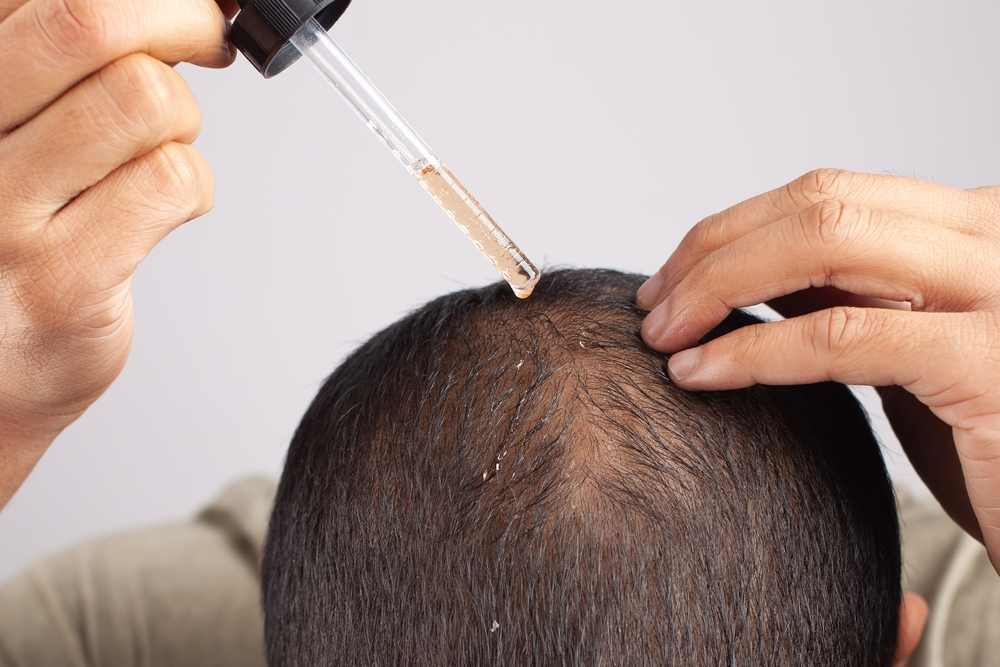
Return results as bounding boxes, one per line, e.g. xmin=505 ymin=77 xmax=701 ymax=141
xmin=262 ymin=269 xmax=901 ymax=666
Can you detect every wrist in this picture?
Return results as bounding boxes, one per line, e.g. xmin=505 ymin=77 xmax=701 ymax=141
xmin=0 ymin=405 xmax=83 ymax=510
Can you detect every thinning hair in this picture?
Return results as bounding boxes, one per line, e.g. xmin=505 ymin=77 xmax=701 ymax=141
xmin=262 ymin=268 xmax=901 ymax=666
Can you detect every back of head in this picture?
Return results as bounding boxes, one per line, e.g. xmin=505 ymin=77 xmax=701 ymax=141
xmin=262 ymin=269 xmax=901 ymax=666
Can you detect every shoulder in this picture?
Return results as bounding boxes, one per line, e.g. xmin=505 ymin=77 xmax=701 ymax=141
xmin=0 ymin=476 xmax=276 ymax=667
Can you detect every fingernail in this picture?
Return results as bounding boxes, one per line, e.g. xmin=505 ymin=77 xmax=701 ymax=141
xmin=636 ymin=274 xmax=663 ymax=310
xmin=644 ymin=294 xmax=682 ymax=345
xmin=668 ymin=348 xmax=702 ymax=383
xmin=643 ymin=303 xmax=669 ymax=342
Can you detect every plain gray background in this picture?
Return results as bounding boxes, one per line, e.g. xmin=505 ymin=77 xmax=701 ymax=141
xmin=1 ymin=0 xmax=998 ymax=580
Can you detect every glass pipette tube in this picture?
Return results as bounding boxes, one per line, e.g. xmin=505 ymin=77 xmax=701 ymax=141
xmin=289 ymin=19 xmax=541 ymax=299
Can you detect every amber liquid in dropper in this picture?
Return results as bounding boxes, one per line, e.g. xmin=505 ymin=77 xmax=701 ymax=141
xmin=412 ymin=158 xmax=540 ymax=298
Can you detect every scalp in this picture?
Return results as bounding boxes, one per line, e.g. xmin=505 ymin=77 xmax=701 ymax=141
xmin=263 ymin=268 xmax=901 ymax=667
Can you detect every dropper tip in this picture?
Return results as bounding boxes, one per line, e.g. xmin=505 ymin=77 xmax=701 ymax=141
xmin=508 ymin=272 xmax=540 ymax=300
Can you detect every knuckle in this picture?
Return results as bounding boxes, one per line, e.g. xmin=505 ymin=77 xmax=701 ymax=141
xmin=796 ymin=168 xmax=853 ymax=204
xmin=800 ymin=200 xmax=858 ymax=250
xmin=809 ymin=307 xmax=872 ymax=358
xmin=732 ymin=323 xmax=766 ymax=361
xmin=680 ymin=213 xmax=728 ymax=261
xmin=143 ymin=143 xmax=208 ymax=214
xmin=692 ymin=249 xmax=726 ymax=291
xmin=815 ymin=199 xmax=849 ymax=242
xmin=36 ymin=0 xmax=119 ymax=63
xmin=99 ymin=56 xmax=180 ymax=138
xmin=672 ymin=253 xmax=725 ymax=313
xmin=678 ymin=221 xmax=714 ymax=258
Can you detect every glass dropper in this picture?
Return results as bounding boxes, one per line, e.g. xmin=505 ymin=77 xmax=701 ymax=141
xmin=288 ymin=18 xmax=540 ymax=299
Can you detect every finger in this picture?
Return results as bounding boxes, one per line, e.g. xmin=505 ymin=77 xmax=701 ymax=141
xmin=663 ymin=308 xmax=964 ymax=394
xmin=636 ymin=169 xmax=972 ymax=310
xmin=641 ymin=201 xmax=989 ymax=352
xmin=0 ymin=54 xmax=201 ymax=225
xmin=767 ymin=287 xmax=909 ymax=320
xmin=0 ymin=0 xmax=231 ymax=133
xmin=38 ymin=142 xmax=213 ymax=290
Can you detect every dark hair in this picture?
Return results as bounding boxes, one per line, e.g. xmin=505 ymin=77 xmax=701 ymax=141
xmin=262 ymin=268 xmax=900 ymax=666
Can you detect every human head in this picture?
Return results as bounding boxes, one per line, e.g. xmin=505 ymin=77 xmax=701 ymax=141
xmin=262 ymin=268 xmax=909 ymax=665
